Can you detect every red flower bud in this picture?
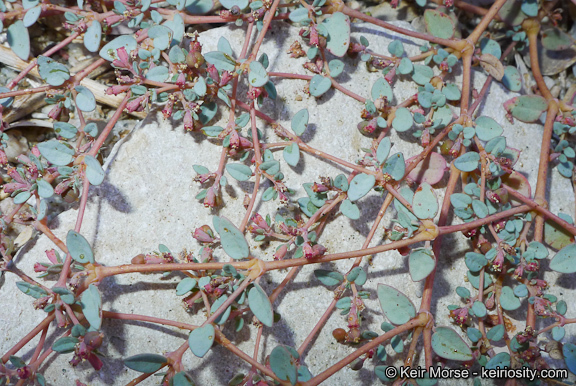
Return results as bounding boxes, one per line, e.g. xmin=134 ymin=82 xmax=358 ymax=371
xmin=193 ymin=225 xmax=216 ymax=243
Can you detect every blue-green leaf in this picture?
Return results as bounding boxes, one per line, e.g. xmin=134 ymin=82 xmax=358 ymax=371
xmin=509 ymin=95 xmax=547 ymax=123
xmin=22 ymin=0 xmax=39 ymax=9
xmin=67 ymin=230 xmax=94 ymax=264
xmin=204 ymin=51 xmax=236 ymax=72
xmin=289 ymin=7 xmax=309 ymax=23
xmin=502 ymin=66 xmax=522 ymax=92
xmin=514 ymin=284 xmax=528 ymax=297
xmin=456 ymin=286 xmax=470 ymax=300
xmin=371 ymin=78 xmax=393 ymax=101
xmin=486 ymin=352 xmax=510 ymax=369
xmin=409 ymin=248 xmax=435 ymax=281
xmin=0 ymin=86 xmax=14 ymax=108
xmin=220 ymin=0 xmax=248 ymax=9
xmin=340 ymin=199 xmax=360 ymax=220
xmin=450 ymin=193 xmax=471 ymax=208
xmin=226 ymin=163 xmax=252 ymax=181
xmin=552 ymin=326 xmax=565 ymax=341
xmin=194 ymin=76 xmax=207 ymax=96
xmin=52 ymin=337 xmax=79 ymax=353
xmin=269 ymin=346 xmax=298 ymax=386
xmin=163 ymin=13 xmax=184 ymax=45
xmin=412 ymin=183 xmax=438 ymax=219
xmin=378 ymin=284 xmax=416 ymax=325
xmin=53 ymin=122 xmax=77 ymax=139
xmin=471 ymin=200 xmax=488 ymax=218
xmin=16 ymin=281 xmax=47 ymax=299
xmin=146 ymin=66 xmax=169 ymax=82
xmin=424 ymin=10 xmax=455 ymax=39
xmin=148 ymin=25 xmax=172 ymax=50
xmin=329 ymin=59 xmax=344 ymax=77
xmin=499 ymin=286 xmax=521 ymax=310
xmin=388 ymin=40 xmax=404 ymax=57
xmin=347 ymin=173 xmax=375 ymax=202
xmin=13 ymin=191 xmax=31 ymax=204
xmin=334 ymin=174 xmax=348 ymax=191
xmin=442 ymin=83 xmax=461 ymax=101
xmin=211 ymin=295 xmax=231 ymax=324
xmin=314 ymin=269 xmax=344 ymax=286
xmin=248 ymin=283 xmax=273 ymax=327
xmin=249 ymin=61 xmax=269 ymax=87
xmin=453 ymin=152 xmax=480 ymax=172
xmin=550 ymin=243 xmax=576 ymax=273
xmin=171 ymin=372 xmax=195 ymax=386
xmin=309 ymin=75 xmax=331 ymax=97
xmin=465 ymin=252 xmax=487 ymax=273
xmin=74 ymin=85 xmax=96 ymax=112
xmin=37 ymin=179 xmax=54 ymax=198
xmin=392 ymin=108 xmax=413 ymax=132
xmin=397 ymin=57 xmax=413 ymax=75
xmin=124 ymin=353 xmax=167 ymax=373
xmin=84 ymin=21 xmax=102 ymax=52
xmin=176 ymin=277 xmax=197 ymax=295
xmin=7 ymin=21 xmax=30 ymax=60
xmin=37 ymin=139 xmax=74 ymax=166
xmin=486 ymin=324 xmax=505 ymax=341
xmin=521 ymin=0 xmax=537 ymax=16
xmin=467 ymin=270 xmax=492 ymax=289
xmin=169 ymin=46 xmax=186 ymax=64
xmin=472 ymin=301 xmax=487 ymax=317
xmin=563 ymin=343 xmax=576 ymax=374
xmin=376 ymin=138 xmax=391 ymax=165
xmin=291 ymin=109 xmax=309 ymax=136
xmin=185 ymin=0 xmax=214 ymax=14
xmin=215 ymin=216 xmax=249 ymax=259
xmin=322 ymin=12 xmax=350 ymax=57
xmin=412 ymin=64 xmax=434 ymax=85
xmin=480 ymin=38 xmax=501 ymax=59
xmin=431 ymin=327 xmax=473 ymax=361
xmin=81 ymin=284 xmax=102 ymax=330
xmin=467 ymin=328 xmax=482 ymax=343
xmin=37 ymin=56 xmax=70 ymax=86
xmin=382 ymin=152 xmax=405 ymax=181
xmin=23 ymin=6 xmax=41 ymax=27
xmin=202 ymin=126 xmax=224 ymax=137
xmin=283 ymin=143 xmax=300 ymax=167
xmin=199 ymin=102 xmax=218 ymax=124
xmin=475 ymin=116 xmax=503 ymax=142
xmin=375 ymin=365 xmax=399 ymax=382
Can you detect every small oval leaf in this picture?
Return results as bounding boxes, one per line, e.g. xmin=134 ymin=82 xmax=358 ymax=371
xmin=412 ymin=183 xmax=438 ymax=219
xmin=124 ymin=353 xmax=167 ymax=373
xmin=550 ymin=243 xmax=576 ymax=273
xmin=431 ymin=327 xmax=473 ymax=361
xmin=347 ymin=173 xmax=375 ymax=202
xmin=248 ymin=283 xmax=273 ymax=327
xmin=67 ymin=230 xmax=94 ymax=264
xmin=84 ymin=155 xmax=105 ymax=185
xmin=188 ymin=324 xmax=215 ymax=358
xmin=409 ymin=248 xmax=435 ymax=281
xmin=377 ymin=284 xmax=416 ymax=325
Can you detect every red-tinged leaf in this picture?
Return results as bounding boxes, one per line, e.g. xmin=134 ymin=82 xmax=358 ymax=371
xmin=406 ymin=152 xmax=447 ymax=185
xmin=501 ymin=171 xmax=531 ymax=198
xmin=424 ymin=10 xmax=455 ymax=39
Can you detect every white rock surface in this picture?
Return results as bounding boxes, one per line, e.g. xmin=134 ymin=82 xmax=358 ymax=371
xmin=1 ymin=20 xmax=574 ymax=386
